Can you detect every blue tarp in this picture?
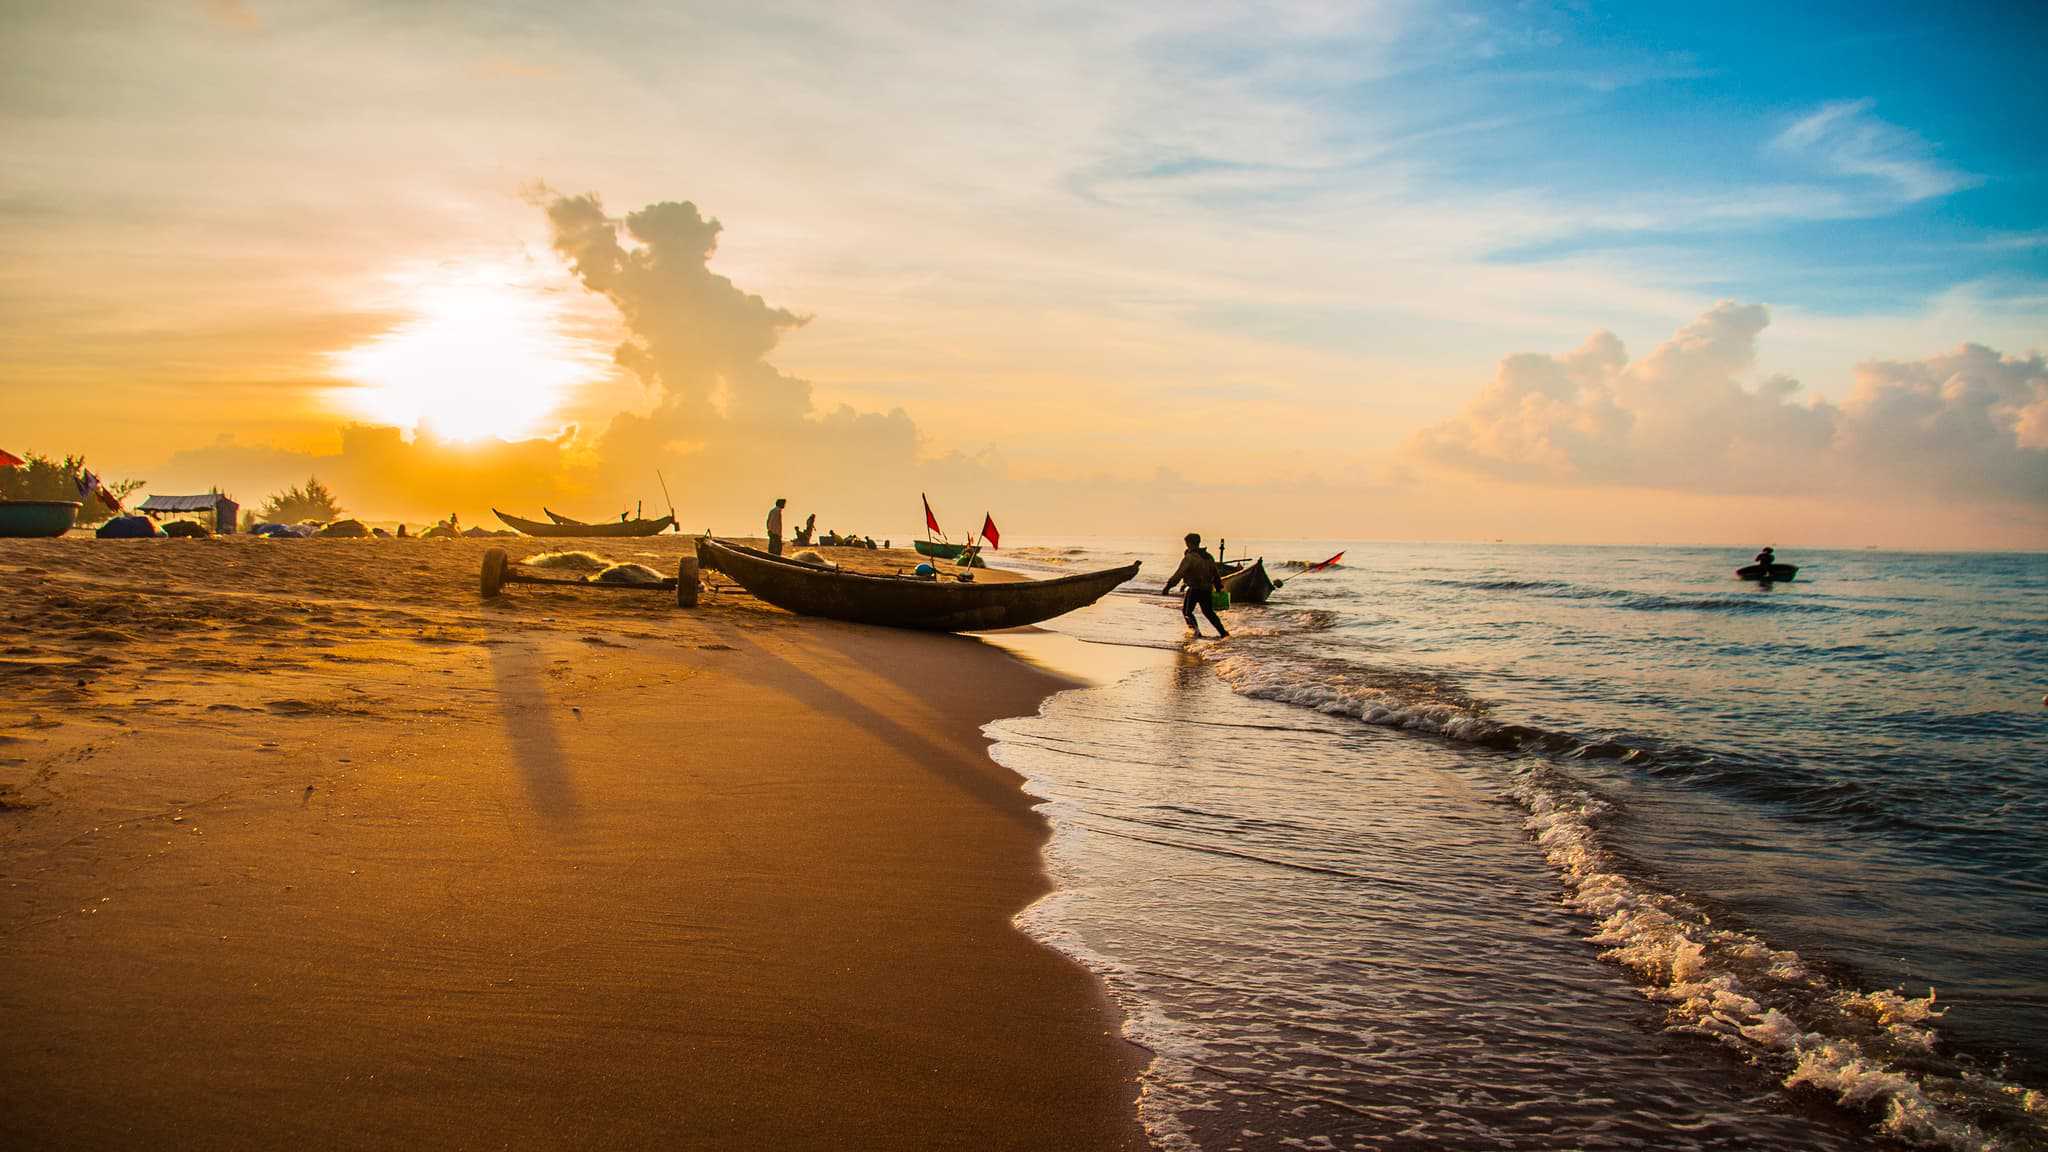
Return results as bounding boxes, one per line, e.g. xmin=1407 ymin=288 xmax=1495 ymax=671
xmin=95 ymin=515 xmax=162 ymax=539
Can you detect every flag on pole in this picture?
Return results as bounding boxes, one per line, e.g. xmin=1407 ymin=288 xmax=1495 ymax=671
xmin=75 ymin=467 xmax=122 ymax=512
xmin=922 ymin=493 xmax=942 ymax=536
xmin=980 ymin=514 xmax=1000 ymax=550
xmin=0 ymin=448 xmax=22 ymax=469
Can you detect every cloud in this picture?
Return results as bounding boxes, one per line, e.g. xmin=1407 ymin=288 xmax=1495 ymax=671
xmin=1770 ymin=100 xmax=1975 ymax=203
xmin=1412 ymin=301 xmax=2047 ymax=503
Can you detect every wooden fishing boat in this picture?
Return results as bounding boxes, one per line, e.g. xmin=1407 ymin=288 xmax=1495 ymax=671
xmin=0 ymin=500 xmax=81 ymax=538
xmin=699 ymin=538 xmax=1138 ymax=631
xmin=494 ymin=509 xmax=676 ymax=538
xmin=1736 ymin=563 xmax=1798 ymax=582
xmin=913 ymin=539 xmax=986 ymax=567
xmin=1221 ymin=557 xmax=1275 ymax=605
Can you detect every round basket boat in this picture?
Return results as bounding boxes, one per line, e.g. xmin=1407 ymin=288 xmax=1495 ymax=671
xmin=0 ymin=500 xmax=81 ymax=538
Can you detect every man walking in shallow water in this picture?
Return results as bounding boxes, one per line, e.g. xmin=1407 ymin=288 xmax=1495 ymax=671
xmin=766 ymin=497 xmax=787 ymax=556
xmin=1163 ymin=532 xmax=1229 ymax=639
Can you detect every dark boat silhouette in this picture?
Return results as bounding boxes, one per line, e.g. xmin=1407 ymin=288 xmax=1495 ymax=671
xmin=699 ymin=538 xmax=1137 ymax=631
xmin=1221 ymin=557 xmax=1275 ymax=604
xmin=494 ymin=509 xmax=676 ymax=538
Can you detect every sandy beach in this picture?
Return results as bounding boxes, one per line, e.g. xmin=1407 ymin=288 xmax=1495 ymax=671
xmin=0 ymin=535 xmax=1147 ymax=1150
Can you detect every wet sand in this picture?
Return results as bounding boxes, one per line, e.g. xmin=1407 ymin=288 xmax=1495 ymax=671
xmin=0 ymin=535 xmax=1148 ymax=1150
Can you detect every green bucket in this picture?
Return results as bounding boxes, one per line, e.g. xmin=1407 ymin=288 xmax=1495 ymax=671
xmin=1211 ymin=588 xmax=1231 ymax=611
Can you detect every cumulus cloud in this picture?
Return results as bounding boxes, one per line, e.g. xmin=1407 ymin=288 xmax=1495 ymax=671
xmin=1412 ymin=301 xmax=2047 ymax=503
xmin=537 ymin=188 xmax=979 ymax=526
xmin=1770 ymin=100 xmax=1975 ymax=203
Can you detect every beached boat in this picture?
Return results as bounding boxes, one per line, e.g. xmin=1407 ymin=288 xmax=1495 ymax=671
xmin=699 ymin=538 xmax=1138 ymax=631
xmin=1221 ymin=557 xmax=1275 ymax=605
xmin=0 ymin=499 xmax=81 ymax=538
xmin=494 ymin=509 xmax=676 ymax=538
xmin=1736 ymin=563 xmax=1799 ymax=582
xmin=913 ymin=539 xmax=986 ymax=568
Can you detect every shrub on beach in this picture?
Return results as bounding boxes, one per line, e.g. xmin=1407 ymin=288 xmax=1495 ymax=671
xmin=256 ymin=476 xmax=343 ymax=525
xmin=0 ymin=452 xmax=142 ymax=525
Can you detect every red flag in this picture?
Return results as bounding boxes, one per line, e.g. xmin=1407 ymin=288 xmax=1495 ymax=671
xmin=922 ymin=493 xmax=942 ymax=536
xmin=1306 ymin=550 xmax=1343 ymax=573
xmin=980 ymin=514 xmax=1000 ymax=550
xmin=0 ymin=449 xmax=22 ymax=469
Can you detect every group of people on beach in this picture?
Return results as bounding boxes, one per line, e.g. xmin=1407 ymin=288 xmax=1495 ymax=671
xmin=764 ymin=498 xmax=883 ymax=555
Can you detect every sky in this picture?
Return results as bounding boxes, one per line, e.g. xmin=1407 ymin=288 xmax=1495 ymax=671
xmin=2 ymin=0 xmax=2044 ymax=547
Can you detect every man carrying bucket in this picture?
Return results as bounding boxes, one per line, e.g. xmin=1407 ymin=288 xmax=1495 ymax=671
xmin=1163 ymin=532 xmax=1229 ymax=639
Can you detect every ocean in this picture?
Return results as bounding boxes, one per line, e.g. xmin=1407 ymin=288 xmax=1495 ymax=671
xmin=983 ymin=541 xmax=2047 ymax=1151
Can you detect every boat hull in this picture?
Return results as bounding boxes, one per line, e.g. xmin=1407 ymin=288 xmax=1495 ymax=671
xmin=701 ymin=538 xmax=1138 ymax=631
xmin=914 ymin=539 xmax=967 ymax=559
xmin=1221 ymin=558 xmax=1274 ymax=604
xmin=495 ymin=509 xmax=675 ymax=538
xmin=1736 ymin=563 xmax=1799 ymax=582
xmin=0 ymin=500 xmax=81 ymax=538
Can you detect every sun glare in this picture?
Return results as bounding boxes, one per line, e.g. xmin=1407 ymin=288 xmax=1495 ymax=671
xmin=328 ymin=261 xmax=607 ymax=442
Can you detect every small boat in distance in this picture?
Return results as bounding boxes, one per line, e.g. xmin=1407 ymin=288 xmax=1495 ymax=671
xmin=494 ymin=509 xmax=676 ymax=538
xmin=699 ymin=538 xmax=1137 ymax=631
xmin=913 ymin=539 xmax=971 ymax=560
xmin=543 ymin=507 xmax=588 ymax=526
xmin=1221 ymin=557 xmax=1275 ymax=605
xmin=1736 ymin=562 xmax=1799 ymax=582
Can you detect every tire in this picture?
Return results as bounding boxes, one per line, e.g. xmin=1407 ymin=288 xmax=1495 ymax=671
xmin=481 ymin=548 xmax=508 ymax=598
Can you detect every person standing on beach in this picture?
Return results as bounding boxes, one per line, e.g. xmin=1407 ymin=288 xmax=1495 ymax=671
xmin=766 ymin=498 xmax=787 ymax=556
xmin=1163 ymin=532 xmax=1229 ymax=639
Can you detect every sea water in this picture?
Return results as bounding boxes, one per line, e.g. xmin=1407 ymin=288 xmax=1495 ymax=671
xmin=984 ymin=541 xmax=2047 ymax=1151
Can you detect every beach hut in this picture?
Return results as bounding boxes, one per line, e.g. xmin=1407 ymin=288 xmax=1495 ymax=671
xmin=139 ymin=492 xmax=240 ymax=534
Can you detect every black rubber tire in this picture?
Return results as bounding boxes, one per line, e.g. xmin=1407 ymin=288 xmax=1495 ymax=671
xmin=481 ymin=548 xmax=508 ymax=598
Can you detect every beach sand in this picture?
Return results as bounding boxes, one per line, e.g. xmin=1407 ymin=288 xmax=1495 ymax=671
xmin=0 ymin=535 xmax=1147 ymax=1150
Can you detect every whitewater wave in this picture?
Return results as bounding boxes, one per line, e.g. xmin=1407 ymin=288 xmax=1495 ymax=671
xmin=1191 ymin=625 xmax=2045 ymax=1149
xmin=1510 ymin=766 xmax=2045 ymax=1150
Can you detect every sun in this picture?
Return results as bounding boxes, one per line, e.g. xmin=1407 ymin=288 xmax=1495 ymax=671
xmin=328 ymin=260 xmax=607 ymax=442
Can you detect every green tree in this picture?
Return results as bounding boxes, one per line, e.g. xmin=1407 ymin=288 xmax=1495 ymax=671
xmin=0 ymin=452 xmax=140 ymax=525
xmin=256 ymin=476 xmax=343 ymax=524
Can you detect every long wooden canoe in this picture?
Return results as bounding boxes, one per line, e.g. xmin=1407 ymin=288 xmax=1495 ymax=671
xmin=699 ymin=538 xmax=1138 ymax=631
xmin=1221 ymin=558 xmax=1275 ymax=605
xmin=494 ymin=509 xmax=676 ymax=538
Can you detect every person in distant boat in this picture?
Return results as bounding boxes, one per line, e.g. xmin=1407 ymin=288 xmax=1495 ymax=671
xmin=766 ymin=498 xmax=787 ymax=556
xmin=1755 ymin=545 xmax=1776 ymax=568
xmin=1163 ymin=532 xmax=1229 ymax=639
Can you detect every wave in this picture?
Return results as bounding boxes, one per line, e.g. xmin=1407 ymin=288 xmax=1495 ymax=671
xmin=1421 ymin=577 xmax=1903 ymax=617
xmin=1511 ymin=765 xmax=2045 ymax=1150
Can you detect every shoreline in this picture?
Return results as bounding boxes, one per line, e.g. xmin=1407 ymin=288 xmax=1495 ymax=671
xmin=0 ymin=536 xmax=1149 ymax=1150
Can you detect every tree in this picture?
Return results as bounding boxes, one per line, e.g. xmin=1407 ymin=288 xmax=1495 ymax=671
xmin=256 ymin=476 xmax=343 ymax=524
xmin=0 ymin=452 xmax=140 ymax=525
